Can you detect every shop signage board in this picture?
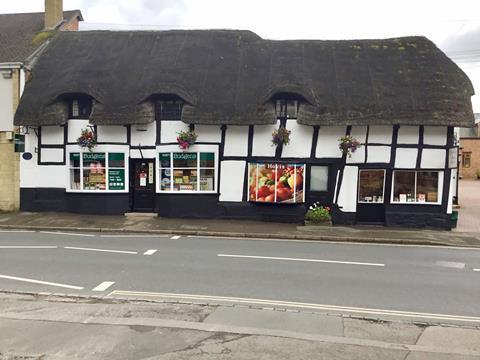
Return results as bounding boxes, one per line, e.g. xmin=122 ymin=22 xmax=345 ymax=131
xmin=14 ymin=134 xmax=25 ymax=153
xmin=108 ymin=169 xmax=125 ymax=190
xmin=248 ymin=163 xmax=305 ymax=203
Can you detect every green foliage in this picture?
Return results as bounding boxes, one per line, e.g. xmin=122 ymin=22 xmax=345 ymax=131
xmin=32 ymin=30 xmax=57 ymax=46
xmin=305 ymin=202 xmax=331 ymax=223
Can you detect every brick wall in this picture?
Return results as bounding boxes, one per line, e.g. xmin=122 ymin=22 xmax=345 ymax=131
xmin=59 ymin=17 xmax=79 ymax=31
xmin=0 ymin=68 xmax=20 ymax=212
xmin=459 ymin=138 xmax=480 ymax=179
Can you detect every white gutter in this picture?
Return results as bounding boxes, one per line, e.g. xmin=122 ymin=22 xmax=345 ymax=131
xmin=0 ymin=62 xmax=23 ymax=69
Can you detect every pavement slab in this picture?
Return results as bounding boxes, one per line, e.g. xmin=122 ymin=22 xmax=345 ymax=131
xmin=416 ymin=326 xmax=480 ymax=352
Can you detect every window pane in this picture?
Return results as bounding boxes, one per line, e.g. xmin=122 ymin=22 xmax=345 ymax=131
xmin=310 ymin=166 xmax=328 ymax=191
xmin=173 ymin=169 xmax=197 ymax=191
xmin=70 ymin=168 xmax=81 ymax=190
xmin=83 ymin=153 xmax=106 ymax=167
xmin=160 ymin=168 xmax=171 ymax=191
xmin=200 ymin=152 xmax=215 ymax=167
xmin=393 ymin=171 xmax=415 ymax=202
xmin=173 ymin=152 xmax=197 ymax=168
xmin=108 ymin=153 xmax=125 ymax=168
xmin=200 ymin=169 xmax=215 ymax=191
xmin=417 ymin=172 xmax=439 ymax=202
xmin=358 ymin=170 xmax=384 ymax=202
xmin=159 ymin=153 xmax=171 ymax=168
xmin=83 ymin=168 xmax=106 ymax=190
xmin=462 ymin=152 xmax=471 ymax=168
xmin=108 ymin=169 xmax=125 ymax=190
xmin=70 ymin=152 xmax=80 ymax=168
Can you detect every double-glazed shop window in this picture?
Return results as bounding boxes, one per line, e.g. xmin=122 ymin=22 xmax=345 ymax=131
xmin=69 ymin=152 xmax=126 ymax=191
xmin=159 ymin=152 xmax=215 ymax=192
xmin=393 ymin=171 xmax=440 ymax=203
xmin=358 ymin=170 xmax=385 ymax=203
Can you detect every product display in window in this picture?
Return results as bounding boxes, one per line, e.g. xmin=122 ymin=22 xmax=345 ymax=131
xmin=393 ymin=171 xmax=440 ymax=203
xmin=417 ymin=172 xmax=438 ymax=202
xmin=358 ymin=170 xmax=385 ymax=203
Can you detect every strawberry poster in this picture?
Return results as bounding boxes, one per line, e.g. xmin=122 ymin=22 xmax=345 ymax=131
xmin=248 ymin=163 xmax=305 ymax=203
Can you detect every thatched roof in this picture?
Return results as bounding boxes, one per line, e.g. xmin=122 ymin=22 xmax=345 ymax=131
xmin=14 ymin=30 xmax=475 ymax=127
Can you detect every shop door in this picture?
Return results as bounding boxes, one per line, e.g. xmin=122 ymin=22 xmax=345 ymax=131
xmin=132 ymin=159 xmax=155 ymax=212
xmin=356 ymin=169 xmax=386 ymax=224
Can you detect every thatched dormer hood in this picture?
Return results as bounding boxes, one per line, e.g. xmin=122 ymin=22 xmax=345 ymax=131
xmin=15 ymin=30 xmax=475 ymax=127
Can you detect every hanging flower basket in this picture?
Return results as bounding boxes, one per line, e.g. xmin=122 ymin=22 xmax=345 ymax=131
xmin=339 ymin=135 xmax=362 ymax=157
xmin=177 ymin=130 xmax=198 ymax=150
xmin=272 ymin=127 xmax=291 ymax=147
xmin=77 ymin=128 xmax=96 ymax=152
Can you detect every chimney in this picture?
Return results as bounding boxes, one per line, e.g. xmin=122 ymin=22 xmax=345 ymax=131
xmin=44 ymin=0 xmax=63 ymax=29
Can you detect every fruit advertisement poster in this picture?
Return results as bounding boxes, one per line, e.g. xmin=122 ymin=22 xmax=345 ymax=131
xmin=248 ymin=163 xmax=305 ymax=203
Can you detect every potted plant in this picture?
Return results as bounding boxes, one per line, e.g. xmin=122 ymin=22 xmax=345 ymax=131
xmin=272 ymin=127 xmax=291 ymax=147
xmin=177 ymin=129 xmax=198 ymax=150
xmin=77 ymin=128 xmax=96 ymax=152
xmin=339 ymin=135 xmax=362 ymax=157
xmin=304 ymin=202 xmax=332 ymax=225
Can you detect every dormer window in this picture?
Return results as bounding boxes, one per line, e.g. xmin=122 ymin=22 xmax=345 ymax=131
xmin=156 ymin=99 xmax=183 ymax=120
xmin=275 ymin=99 xmax=298 ymax=119
xmin=70 ymin=97 xmax=92 ymax=119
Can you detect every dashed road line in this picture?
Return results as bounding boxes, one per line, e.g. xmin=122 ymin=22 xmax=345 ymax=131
xmin=40 ymin=231 xmax=95 ymax=237
xmin=0 ymin=230 xmax=35 ymax=233
xmin=171 ymin=235 xmax=181 ymax=240
xmin=143 ymin=249 xmax=157 ymax=255
xmin=0 ymin=273 xmax=83 ymax=290
xmin=435 ymin=261 xmax=466 ymax=269
xmin=473 ymin=268 xmax=480 ymax=272
xmin=0 ymin=246 xmax=57 ymax=249
xmin=217 ymin=254 xmax=385 ymax=267
xmin=92 ymin=281 xmax=115 ymax=292
xmin=64 ymin=246 xmax=138 ymax=254
xmin=99 ymin=234 xmax=168 ymax=238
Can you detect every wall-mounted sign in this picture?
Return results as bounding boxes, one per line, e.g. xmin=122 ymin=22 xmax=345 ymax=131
xmin=148 ymin=162 xmax=154 ymax=184
xmin=14 ymin=134 xmax=25 ymax=153
xmin=22 ymin=152 xmax=33 ymax=160
xmin=248 ymin=163 xmax=305 ymax=203
xmin=108 ymin=169 xmax=125 ymax=190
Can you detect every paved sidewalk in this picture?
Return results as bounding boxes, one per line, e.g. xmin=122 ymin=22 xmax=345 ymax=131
xmin=1 ymin=210 xmax=480 ymax=247
xmin=0 ymin=292 xmax=479 ymax=359
xmin=456 ymin=180 xmax=480 ymax=233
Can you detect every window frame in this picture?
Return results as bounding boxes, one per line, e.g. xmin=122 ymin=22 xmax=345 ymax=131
xmin=155 ymin=99 xmax=183 ymax=120
xmin=66 ymin=146 xmax=129 ymax=193
xmin=357 ymin=169 xmax=386 ymax=204
xmin=156 ymin=144 xmax=219 ymax=194
xmin=391 ymin=170 xmax=443 ymax=205
xmin=69 ymin=97 xmax=93 ymax=119
xmin=462 ymin=152 xmax=472 ymax=168
xmin=309 ymin=165 xmax=329 ymax=192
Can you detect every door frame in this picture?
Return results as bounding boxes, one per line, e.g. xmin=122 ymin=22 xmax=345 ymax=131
xmin=356 ymin=168 xmax=386 ymax=224
xmin=129 ymin=158 xmax=156 ymax=212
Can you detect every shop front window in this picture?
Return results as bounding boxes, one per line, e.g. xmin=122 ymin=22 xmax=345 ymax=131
xmin=159 ymin=151 xmax=216 ymax=192
xmin=248 ymin=163 xmax=305 ymax=203
xmin=393 ymin=171 xmax=440 ymax=203
xmin=358 ymin=170 xmax=385 ymax=203
xmin=310 ymin=166 xmax=329 ymax=192
xmin=69 ymin=152 xmax=126 ymax=191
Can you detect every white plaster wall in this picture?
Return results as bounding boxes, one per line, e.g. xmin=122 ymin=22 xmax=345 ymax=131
xmin=223 ymin=126 xmax=248 ymax=157
xmin=346 ymin=147 xmax=365 ymax=164
xmin=20 ymin=132 xmax=39 ymax=187
xmin=368 ymin=126 xmax=392 ymax=144
xmin=0 ymin=75 xmax=13 ymax=131
xmin=281 ymin=120 xmax=313 ymax=158
xmin=252 ymin=121 xmax=279 ymax=157
xmin=421 ymin=149 xmax=446 ymax=168
xmin=423 ymin=126 xmax=447 ymax=146
xmin=40 ymin=148 xmax=64 ymax=163
xmin=160 ymin=120 xmax=186 ymax=144
xmin=219 ymin=160 xmax=246 ymax=202
xmin=337 ymin=166 xmax=358 ymax=212
xmin=21 ymin=165 xmax=66 ymax=188
xmin=195 ymin=125 xmax=222 ymax=143
xmin=367 ymin=146 xmax=391 ymax=163
xmin=350 ymin=126 xmax=367 ymax=143
xmin=397 ymin=126 xmax=419 ymax=144
xmin=447 ymin=170 xmax=455 ymax=214
xmin=131 ymin=122 xmax=156 ymax=146
xmin=130 ymin=149 xmax=156 ymax=159
xmin=97 ymin=125 xmax=127 ymax=143
xmin=395 ymin=148 xmax=418 ymax=168
xmin=316 ymin=126 xmax=346 ymax=158
xmin=68 ymin=119 xmax=90 ymax=143
xmin=41 ymin=126 xmax=64 ymax=145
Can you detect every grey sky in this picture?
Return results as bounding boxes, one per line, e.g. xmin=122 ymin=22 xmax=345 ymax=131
xmin=1 ymin=0 xmax=479 ymax=112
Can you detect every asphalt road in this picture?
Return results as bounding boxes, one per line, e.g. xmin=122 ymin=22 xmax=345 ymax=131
xmin=0 ymin=230 xmax=479 ymax=321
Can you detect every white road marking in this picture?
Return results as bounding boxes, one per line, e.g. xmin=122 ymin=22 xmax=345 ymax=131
xmin=143 ymin=249 xmax=157 ymax=255
xmin=0 ymin=246 xmax=57 ymax=249
xmin=435 ymin=261 xmax=466 ymax=269
xmin=108 ymin=290 xmax=480 ymax=323
xmin=171 ymin=235 xmax=181 ymax=239
xmin=473 ymin=268 xmax=480 ymax=272
xmin=217 ymin=254 xmax=385 ymax=267
xmin=40 ymin=231 xmax=95 ymax=237
xmin=0 ymin=273 xmax=83 ymax=290
xmin=99 ymin=234 xmax=167 ymax=238
xmin=0 ymin=230 xmax=35 ymax=233
xmin=64 ymin=246 xmax=138 ymax=254
xmin=92 ymin=281 xmax=115 ymax=292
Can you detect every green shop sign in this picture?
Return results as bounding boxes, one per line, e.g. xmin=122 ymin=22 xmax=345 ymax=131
xmin=108 ymin=169 xmax=125 ymax=190
xmin=173 ymin=152 xmax=197 ymax=160
xmin=83 ymin=153 xmax=105 ymax=161
xmin=14 ymin=134 xmax=25 ymax=153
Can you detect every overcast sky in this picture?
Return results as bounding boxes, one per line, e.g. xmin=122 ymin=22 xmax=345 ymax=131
xmin=2 ymin=0 xmax=479 ymax=112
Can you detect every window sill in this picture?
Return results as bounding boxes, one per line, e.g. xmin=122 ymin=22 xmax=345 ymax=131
xmin=157 ymin=191 xmax=217 ymax=194
xmin=66 ymin=190 xmax=129 ymax=193
xmin=391 ymin=202 xmax=441 ymax=205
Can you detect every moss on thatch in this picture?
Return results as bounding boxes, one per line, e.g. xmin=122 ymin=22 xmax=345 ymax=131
xmin=31 ymin=30 xmax=57 ymax=46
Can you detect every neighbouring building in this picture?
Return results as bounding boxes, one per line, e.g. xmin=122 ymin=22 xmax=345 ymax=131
xmin=14 ymin=31 xmax=475 ymax=229
xmin=0 ymin=0 xmax=82 ymax=211
xmin=459 ymin=114 xmax=480 ymax=179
